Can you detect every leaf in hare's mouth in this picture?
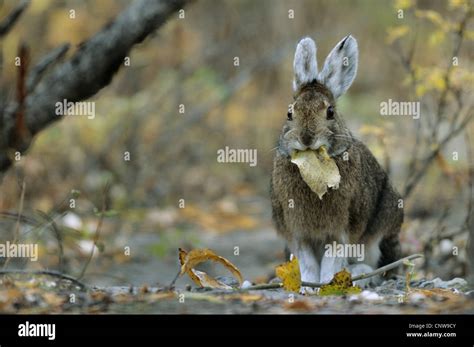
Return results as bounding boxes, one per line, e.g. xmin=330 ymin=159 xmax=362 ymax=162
xmin=290 ymin=146 xmax=341 ymax=199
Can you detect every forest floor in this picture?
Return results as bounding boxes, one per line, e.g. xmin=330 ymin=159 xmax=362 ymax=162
xmin=1 ymin=227 xmax=473 ymax=314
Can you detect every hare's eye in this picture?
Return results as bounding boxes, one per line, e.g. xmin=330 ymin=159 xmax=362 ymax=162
xmin=287 ymin=111 xmax=293 ymax=121
xmin=326 ymin=106 xmax=335 ymax=120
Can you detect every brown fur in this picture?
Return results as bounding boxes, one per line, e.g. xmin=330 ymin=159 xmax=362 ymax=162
xmin=271 ymin=81 xmax=403 ymax=273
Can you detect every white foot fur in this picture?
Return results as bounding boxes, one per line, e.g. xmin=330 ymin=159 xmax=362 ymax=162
xmin=320 ymin=254 xmax=348 ymax=284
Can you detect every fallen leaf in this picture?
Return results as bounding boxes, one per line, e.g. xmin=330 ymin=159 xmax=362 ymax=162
xmin=275 ymin=256 xmax=301 ymax=292
xmin=225 ymin=293 xmax=263 ymax=303
xmin=90 ymin=291 xmax=111 ymax=302
xmin=179 ymin=248 xmax=242 ymax=289
xmin=291 ymin=146 xmax=341 ymax=199
xmin=42 ymin=292 xmax=65 ymax=307
xmin=319 ymin=269 xmax=362 ymax=296
xmin=283 ymin=299 xmax=315 ymax=312
xmin=112 ymin=293 xmax=134 ymax=304
xmin=410 ymin=288 xmax=461 ymax=301
xmin=183 ymin=292 xmax=225 ymax=303
xmin=139 ymin=285 xmax=149 ymax=294
xmin=191 ymin=270 xmax=232 ymax=290
xmin=146 ymin=292 xmax=176 ymax=303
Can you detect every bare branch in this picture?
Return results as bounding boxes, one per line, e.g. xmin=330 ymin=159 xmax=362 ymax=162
xmin=403 ymin=109 xmax=473 ymax=197
xmin=431 ymin=5 xmax=472 ymax=141
xmin=0 ymin=0 xmax=30 ymax=37
xmin=401 ymin=4 xmax=473 ymax=199
xmin=26 ymin=43 xmax=70 ymax=93
xmin=0 ymin=0 xmax=190 ymax=174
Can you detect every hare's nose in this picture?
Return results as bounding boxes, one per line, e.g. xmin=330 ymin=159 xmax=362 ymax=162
xmin=300 ymin=131 xmax=314 ymax=147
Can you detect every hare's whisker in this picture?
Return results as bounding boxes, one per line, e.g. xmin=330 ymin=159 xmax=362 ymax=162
xmin=269 ymin=146 xmax=279 ymax=152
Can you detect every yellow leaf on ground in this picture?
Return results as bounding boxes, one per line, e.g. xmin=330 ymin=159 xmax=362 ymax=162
xmin=319 ymin=269 xmax=362 ymax=296
xmin=178 ymin=248 xmax=243 ymax=288
xmin=275 ymin=256 xmax=301 ymax=292
xmin=291 ymin=146 xmax=341 ymax=199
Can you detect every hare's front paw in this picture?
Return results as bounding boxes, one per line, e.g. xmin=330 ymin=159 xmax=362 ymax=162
xmin=299 ymin=286 xmax=317 ymax=295
xmin=294 ymin=247 xmax=320 ymax=290
xmin=299 ymin=267 xmax=319 ymax=295
xmin=320 ymin=255 xmax=348 ymax=284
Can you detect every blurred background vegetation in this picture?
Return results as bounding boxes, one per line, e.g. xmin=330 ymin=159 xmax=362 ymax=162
xmin=0 ymin=0 xmax=472 ymax=286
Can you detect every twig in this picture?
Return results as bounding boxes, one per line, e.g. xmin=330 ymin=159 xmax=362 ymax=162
xmin=0 ymin=269 xmax=87 ymax=290
xmin=35 ymin=210 xmax=65 ymax=272
xmin=3 ymin=180 xmax=26 ymax=269
xmin=77 ymin=182 xmax=110 ymax=280
xmin=351 ymin=254 xmax=423 ymax=282
xmin=463 ymin=130 xmax=473 ymax=232
xmin=393 ymin=39 xmax=423 ymax=184
xmin=241 ymin=282 xmax=282 ymax=290
xmin=167 ymin=269 xmax=181 ymax=290
xmin=403 ymin=110 xmax=473 ymax=197
xmin=432 ymin=5 xmax=472 ymax=141
xmin=0 ymin=0 xmax=30 ymax=37
xmin=465 ymin=129 xmax=474 ymax=281
xmin=241 ymin=253 xmax=424 ymax=291
xmin=13 ymin=43 xmax=31 ymax=149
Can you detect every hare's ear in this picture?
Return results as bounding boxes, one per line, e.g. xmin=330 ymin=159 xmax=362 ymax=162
xmin=319 ymin=35 xmax=358 ymax=98
xmin=293 ymin=37 xmax=318 ymax=91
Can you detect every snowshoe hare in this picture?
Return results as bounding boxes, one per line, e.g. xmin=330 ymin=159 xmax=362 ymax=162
xmin=271 ymin=35 xmax=403 ymax=289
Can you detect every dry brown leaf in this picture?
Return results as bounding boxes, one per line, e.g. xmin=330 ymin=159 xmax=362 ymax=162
xmin=0 ymin=288 xmax=23 ymax=306
xmin=179 ymin=248 xmax=243 ymax=288
xmin=90 ymin=291 xmax=111 ymax=302
xmin=112 ymin=293 xmax=134 ymax=304
xmin=42 ymin=292 xmax=65 ymax=307
xmin=283 ymin=299 xmax=315 ymax=312
xmin=410 ymin=288 xmax=462 ymax=301
xmin=275 ymin=256 xmax=301 ymax=292
xmin=178 ymin=248 xmax=206 ymax=285
xmin=192 ymin=270 xmax=233 ymax=289
xmin=225 ymin=293 xmax=263 ymax=303
xmin=146 ymin=292 xmax=176 ymax=303
xmin=291 ymin=146 xmax=341 ymax=199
